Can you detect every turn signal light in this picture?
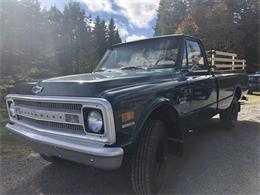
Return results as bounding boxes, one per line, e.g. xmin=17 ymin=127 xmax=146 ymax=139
xmin=122 ymin=111 xmax=134 ymax=123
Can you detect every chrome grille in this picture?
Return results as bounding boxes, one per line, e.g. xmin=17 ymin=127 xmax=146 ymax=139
xmin=12 ymin=99 xmax=85 ymax=135
xmin=18 ymin=116 xmax=85 ymax=135
xmin=14 ymin=99 xmax=82 ymax=111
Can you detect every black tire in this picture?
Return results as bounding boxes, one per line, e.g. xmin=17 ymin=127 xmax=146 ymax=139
xmin=131 ymin=120 xmax=168 ymax=194
xmin=40 ymin=154 xmax=64 ymax=163
xmin=220 ymin=96 xmax=239 ymax=129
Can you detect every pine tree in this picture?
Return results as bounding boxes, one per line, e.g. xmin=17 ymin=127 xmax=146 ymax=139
xmin=63 ymin=2 xmax=87 ymax=74
xmin=107 ymin=18 xmax=121 ymax=46
xmin=0 ymin=0 xmax=123 ymax=80
xmin=114 ymin=29 xmax=122 ymax=44
xmin=47 ymin=6 xmax=64 ymax=74
xmin=93 ymin=16 xmax=108 ymax=60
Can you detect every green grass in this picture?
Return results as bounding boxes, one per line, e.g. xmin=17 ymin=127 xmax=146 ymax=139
xmin=0 ymin=108 xmax=34 ymax=158
xmin=0 ymin=108 xmax=16 ymax=156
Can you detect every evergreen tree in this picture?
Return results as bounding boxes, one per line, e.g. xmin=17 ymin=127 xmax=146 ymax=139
xmin=114 ymin=29 xmax=122 ymax=44
xmin=63 ymin=2 xmax=87 ymax=74
xmin=93 ymin=16 xmax=107 ymax=60
xmin=1 ymin=0 xmax=50 ymax=79
xmin=47 ymin=6 xmax=64 ymax=74
xmin=0 ymin=0 xmax=122 ymax=81
xmin=107 ymin=18 xmax=121 ymax=46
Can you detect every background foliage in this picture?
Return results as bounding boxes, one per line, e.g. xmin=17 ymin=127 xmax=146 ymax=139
xmin=0 ymin=0 xmax=121 ymax=106
xmin=0 ymin=0 xmax=121 ymax=81
xmin=155 ymin=0 xmax=259 ymax=73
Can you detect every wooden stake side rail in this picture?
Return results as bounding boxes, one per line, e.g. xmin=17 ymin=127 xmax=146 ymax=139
xmin=207 ymin=50 xmax=246 ymax=71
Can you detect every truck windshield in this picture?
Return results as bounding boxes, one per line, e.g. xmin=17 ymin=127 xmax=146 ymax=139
xmin=96 ymin=38 xmax=181 ymax=71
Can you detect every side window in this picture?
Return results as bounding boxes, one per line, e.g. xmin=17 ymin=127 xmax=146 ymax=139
xmin=186 ymin=40 xmax=206 ymax=69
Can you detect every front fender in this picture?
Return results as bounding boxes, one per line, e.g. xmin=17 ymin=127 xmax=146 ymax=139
xmin=131 ymin=97 xmax=180 ymax=144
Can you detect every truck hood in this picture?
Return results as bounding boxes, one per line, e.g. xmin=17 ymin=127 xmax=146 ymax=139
xmin=12 ymin=69 xmax=175 ymax=97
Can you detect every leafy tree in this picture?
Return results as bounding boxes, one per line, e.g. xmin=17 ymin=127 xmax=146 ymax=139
xmin=225 ymin=0 xmax=259 ymax=72
xmin=155 ymin=0 xmax=259 ymax=72
xmin=155 ymin=0 xmax=188 ymax=36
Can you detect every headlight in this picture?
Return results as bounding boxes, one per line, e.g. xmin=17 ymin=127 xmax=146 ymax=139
xmin=87 ymin=110 xmax=103 ymax=133
xmin=9 ymin=101 xmax=16 ymax=118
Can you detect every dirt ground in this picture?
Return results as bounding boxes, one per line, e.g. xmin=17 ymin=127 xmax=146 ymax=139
xmin=0 ymin=95 xmax=259 ymax=194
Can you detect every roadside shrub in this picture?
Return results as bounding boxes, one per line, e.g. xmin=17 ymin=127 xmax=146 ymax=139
xmin=0 ymin=76 xmax=15 ymax=109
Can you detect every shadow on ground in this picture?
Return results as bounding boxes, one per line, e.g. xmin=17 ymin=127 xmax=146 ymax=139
xmin=2 ymin=118 xmax=260 ymax=195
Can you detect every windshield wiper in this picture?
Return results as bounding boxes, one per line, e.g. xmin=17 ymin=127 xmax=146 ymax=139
xmin=95 ymin=68 xmax=107 ymax=72
xmin=120 ymin=66 xmax=147 ymax=70
xmin=148 ymin=65 xmax=175 ymax=70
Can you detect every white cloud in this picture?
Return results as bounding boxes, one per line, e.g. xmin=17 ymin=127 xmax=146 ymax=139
xmin=126 ymin=35 xmax=147 ymax=42
xmin=81 ymin=0 xmax=114 ymax=13
xmin=118 ymin=26 xmax=129 ymax=37
xmin=114 ymin=0 xmax=160 ymax=28
xmin=115 ymin=21 xmax=129 ymax=37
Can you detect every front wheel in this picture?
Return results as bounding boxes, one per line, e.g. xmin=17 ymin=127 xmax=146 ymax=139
xmin=131 ymin=120 xmax=168 ymax=194
xmin=220 ymin=96 xmax=239 ymax=129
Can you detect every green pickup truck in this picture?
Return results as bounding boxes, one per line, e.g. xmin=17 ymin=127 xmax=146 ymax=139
xmin=6 ymin=35 xmax=248 ymax=194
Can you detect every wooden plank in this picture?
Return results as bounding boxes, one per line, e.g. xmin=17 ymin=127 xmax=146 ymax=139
xmin=214 ymin=58 xmax=245 ymax=63
xmin=214 ymin=57 xmax=234 ymax=62
xmin=215 ymin=51 xmax=237 ymax=57
xmin=216 ymin=64 xmax=245 ymax=67
xmin=215 ymin=64 xmax=245 ymax=68
xmin=216 ymin=64 xmax=232 ymax=68
xmin=242 ymin=60 xmax=246 ymax=69
xmin=234 ymin=59 xmax=244 ymax=63
xmin=232 ymin=56 xmax=235 ymax=70
xmin=208 ymin=58 xmax=243 ymax=63
xmin=233 ymin=65 xmax=244 ymax=67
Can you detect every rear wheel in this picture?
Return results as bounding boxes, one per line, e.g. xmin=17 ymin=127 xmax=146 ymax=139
xmin=131 ymin=120 xmax=168 ymax=194
xmin=220 ymin=96 xmax=239 ymax=129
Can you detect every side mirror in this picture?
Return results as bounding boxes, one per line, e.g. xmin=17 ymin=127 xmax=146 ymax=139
xmin=208 ymin=64 xmax=216 ymax=72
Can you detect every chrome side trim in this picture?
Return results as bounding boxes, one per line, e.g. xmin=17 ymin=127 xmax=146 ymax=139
xmin=6 ymin=94 xmax=116 ymax=144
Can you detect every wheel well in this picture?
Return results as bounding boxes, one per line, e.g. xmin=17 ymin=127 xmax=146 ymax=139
xmin=235 ymin=87 xmax=242 ymax=100
xmin=149 ymin=104 xmax=183 ymax=156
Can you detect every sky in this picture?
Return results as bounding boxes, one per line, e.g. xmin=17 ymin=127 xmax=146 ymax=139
xmin=39 ymin=0 xmax=160 ymax=42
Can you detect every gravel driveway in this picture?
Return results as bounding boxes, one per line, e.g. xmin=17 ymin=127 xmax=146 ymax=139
xmin=0 ymin=95 xmax=259 ymax=195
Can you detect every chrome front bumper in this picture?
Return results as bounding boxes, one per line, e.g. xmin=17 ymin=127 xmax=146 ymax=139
xmin=6 ymin=122 xmax=124 ymax=170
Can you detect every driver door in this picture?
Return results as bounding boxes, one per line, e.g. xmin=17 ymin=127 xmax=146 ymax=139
xmin=182 ymin=39 xmax=218 ymax=124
